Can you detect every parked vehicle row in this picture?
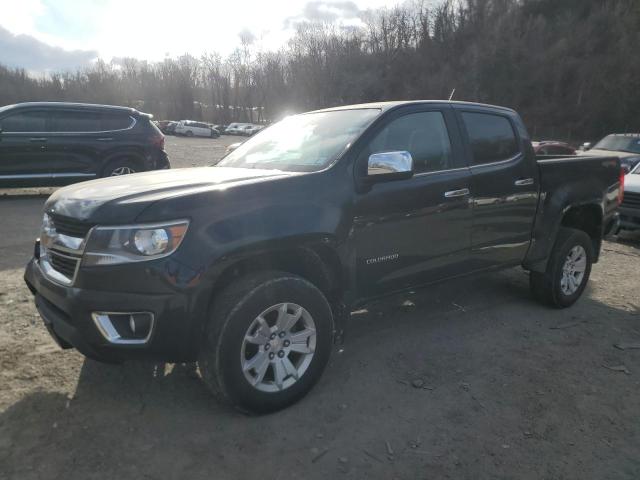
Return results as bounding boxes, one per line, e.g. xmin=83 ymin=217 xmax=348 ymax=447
xmin=24 ymin=100 xmax=622 ymax=413
xmin=532 ymin=141 xmax=576 ymax=156
xmin=225 ymin=123 xmax=264 ymax=136
xmin=582 ymin=134 xmax=640 ymax=173
xmin=173 ymin=120 xmax=220 ymax=138
xmin=155 ymin=120 xmax=264 ymax=137
xmin=0 ymin=102 xmax=169 ymax=187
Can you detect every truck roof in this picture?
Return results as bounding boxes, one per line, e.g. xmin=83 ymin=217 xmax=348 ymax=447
xmin=309 ymin=100 xmax=516 ymax=114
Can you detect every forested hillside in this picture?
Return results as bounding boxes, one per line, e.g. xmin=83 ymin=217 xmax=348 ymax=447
xmin=1 ymin=0 xmax=638 ymax=141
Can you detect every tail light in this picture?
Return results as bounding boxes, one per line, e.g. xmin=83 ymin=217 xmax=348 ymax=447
xmin=618 ymin=168 xmax=625 ymax=205
xmin=151 ymin=133 xmax=165 ymax=150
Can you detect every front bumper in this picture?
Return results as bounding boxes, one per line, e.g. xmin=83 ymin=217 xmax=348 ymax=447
xmin=24 ymin=258 xmax=200 ymax=363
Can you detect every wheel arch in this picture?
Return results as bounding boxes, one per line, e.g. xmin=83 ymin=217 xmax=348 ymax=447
xmin=101 ymin=148 xmax=146 ymax=173
xmin=524 ymin=199 xmax=604 ymax=272
xmin=202 ymin=241 xmax=347 ymax=342
xmin=560 ymin=203 xmax=603 ymax=261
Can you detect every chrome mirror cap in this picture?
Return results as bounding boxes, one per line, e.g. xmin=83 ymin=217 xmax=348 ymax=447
xmin=368 ymin=151 xmax=413 ymax=177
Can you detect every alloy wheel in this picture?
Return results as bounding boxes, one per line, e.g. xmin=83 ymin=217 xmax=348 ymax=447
xmin=560 ymin=245 xmax=587 ymax=295
xmin=240 ymin=302 xmax=316 ymax=393
xmin=110 ymin=166 xmax=136 ymax=176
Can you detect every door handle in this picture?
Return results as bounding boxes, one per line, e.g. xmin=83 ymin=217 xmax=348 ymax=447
xmin=96 ymin=137 xmax=113 ymax=142
xmin=444 ymin=188 xmax=470 ymax=198
xmin=515 ymin=178 xmax=534 ymax=186
xmin=29 ymin=137 xmax=47 ymax=143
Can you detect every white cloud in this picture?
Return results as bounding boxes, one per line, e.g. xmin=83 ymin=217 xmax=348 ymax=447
xmin=0 ymin=25 xmax=97 ymax=73
xmin=0 ymin=0 xmax=45 ymax=34
xmin=1 ymin=0 xmax=399 ymax=68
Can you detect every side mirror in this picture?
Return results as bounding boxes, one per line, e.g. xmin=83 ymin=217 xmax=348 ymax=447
xmin=367 ymin=151 xmax=413 ymax=181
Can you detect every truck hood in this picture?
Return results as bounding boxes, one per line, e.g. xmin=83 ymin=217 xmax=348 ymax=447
xmin=45 ymin=167 xmax=293 ymax=222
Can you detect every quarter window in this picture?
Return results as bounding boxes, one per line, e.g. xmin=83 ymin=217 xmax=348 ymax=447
xmin=101 ymin=114 xmax=134 ymax=131
xmin=461 ymin=112 xmax=519 ymax=165
xmin=366 ymin=111 xmax=453 ymax=173
xmin=0 ymin=111 xmax=48 ymax=132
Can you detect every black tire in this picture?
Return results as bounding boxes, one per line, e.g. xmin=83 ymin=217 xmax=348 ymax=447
xmin=101 ymin=157 xmax=139 ymax=177
xmin=185 ymin=130 xmax=194 ymax=137
xmin=530 ymin=227 xmax=593 ymax=308
xmin=198 ymin=271 xmax=334 ymax=414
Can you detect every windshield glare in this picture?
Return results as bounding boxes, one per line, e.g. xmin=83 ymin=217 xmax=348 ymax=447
xmin=216 ymin=109 xmax=380 ymax=172
xmin=593 ymin=135 xmax=640 ymax=154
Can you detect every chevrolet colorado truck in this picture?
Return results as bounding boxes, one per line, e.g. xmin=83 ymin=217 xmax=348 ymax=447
xmin=24 ymin=101 xmax=622 ymax=413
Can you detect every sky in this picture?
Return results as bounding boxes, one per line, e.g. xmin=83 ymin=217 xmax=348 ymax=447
xmin=0 ymin=0 xmax=399 ymax=73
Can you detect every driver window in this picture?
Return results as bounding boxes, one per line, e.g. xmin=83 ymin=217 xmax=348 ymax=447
xmin=365 ymin=111 xmax=453 ymax=174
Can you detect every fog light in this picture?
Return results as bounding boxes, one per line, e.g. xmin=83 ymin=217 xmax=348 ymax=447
xmin=92 ymin=312 xmax=154 ymax=345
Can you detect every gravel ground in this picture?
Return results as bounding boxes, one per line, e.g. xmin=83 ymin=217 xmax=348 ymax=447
xmin=1 ymin=136 xmax=639 ymax=479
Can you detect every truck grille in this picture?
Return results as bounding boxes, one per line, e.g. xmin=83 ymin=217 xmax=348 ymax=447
xmin=47 ymin=248 xmax=81 ymax=280
xmin=622 ymin=192 xmax=640 ymax=209
xmin=620 ymin=192 xmax=640 ymax=208
xmin=49 ymin=214 xmax=94 ymax=238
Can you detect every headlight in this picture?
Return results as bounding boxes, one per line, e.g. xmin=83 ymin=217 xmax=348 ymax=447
xmin=82 ymin=220 xmax=189 ymax=266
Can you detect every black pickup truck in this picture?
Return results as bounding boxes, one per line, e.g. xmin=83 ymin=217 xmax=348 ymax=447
xmin=24 ymin=101 xmax=622 ymax=413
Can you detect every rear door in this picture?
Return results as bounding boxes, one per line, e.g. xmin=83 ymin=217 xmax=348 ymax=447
xmin=46 ymin=109 xmax=116 ymax=179
xmin=352 ymin=105 xmax=473 ymax=298
xmin=0 ymin=109 xmax=51 ymax=181
xmin=456 ymin=107 xmax=538 ymax=267
xmin=195 ymin=123 xmax=210 ymax=137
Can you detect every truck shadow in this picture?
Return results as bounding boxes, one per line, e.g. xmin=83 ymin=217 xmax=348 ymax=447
xmin=2 ymin=267 xmax=638 ymax=479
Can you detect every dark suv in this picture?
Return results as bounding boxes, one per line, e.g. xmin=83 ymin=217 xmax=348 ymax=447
xmin=0 ymin=102 xmax=170 ymax=187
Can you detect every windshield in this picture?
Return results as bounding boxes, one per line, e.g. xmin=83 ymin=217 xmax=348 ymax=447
xmin=216 ymin=109 xmax=380 ymax=172
xmin=593 ymin=135 xmax=640 ymax=154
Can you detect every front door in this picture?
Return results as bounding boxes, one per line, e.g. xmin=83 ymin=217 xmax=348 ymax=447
xmin=352 ymin=106 xmax=473 ymax=299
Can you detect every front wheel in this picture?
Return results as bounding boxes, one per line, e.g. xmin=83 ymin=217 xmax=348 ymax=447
xmin=198 ymin=271 xmax=334 ymax=413
xmin=530 ymin=227 xmax=593 ymax=308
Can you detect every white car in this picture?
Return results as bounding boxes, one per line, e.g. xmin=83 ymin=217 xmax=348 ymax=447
xmin=245 ymin=125 xmax=264 ymax=136
xmin=618 ymin=162 xmax=640 ymax=233
xmin=225 ymin=123 xmax=251 ymax=135
xmin=175 ymin=120 xmax=218 ymax=138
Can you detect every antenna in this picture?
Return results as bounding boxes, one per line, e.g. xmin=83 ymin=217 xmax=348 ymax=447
xmin=448 ymin=89 xmax=456 ymax=101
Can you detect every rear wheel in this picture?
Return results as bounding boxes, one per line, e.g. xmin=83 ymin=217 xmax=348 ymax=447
xmin=185 ymin=130 xmax=194 ymax=137
xmin=530 ymin=227 xmax=593 ymax=308
xmin=198 ymin=271 xmax=333 ymax=413
xmin=102 ymin=158 xmax=139 ymax=177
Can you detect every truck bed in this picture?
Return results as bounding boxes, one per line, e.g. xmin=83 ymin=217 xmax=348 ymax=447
xmin=524 ymin=154 xmax=621 ymax=269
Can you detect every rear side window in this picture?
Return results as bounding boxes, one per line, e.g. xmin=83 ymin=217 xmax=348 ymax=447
xmin=366 ymin=111 xmax=452 ymax=174
xmin=0 ymin=111 xmax=48 ymax=132
xmin=50 ymin=111 xmax=102 ymax=132
xmin=462 ymin=112 xmax=519 ymax=165
xmin=101 ymin=114 xmax=134 ymax=131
